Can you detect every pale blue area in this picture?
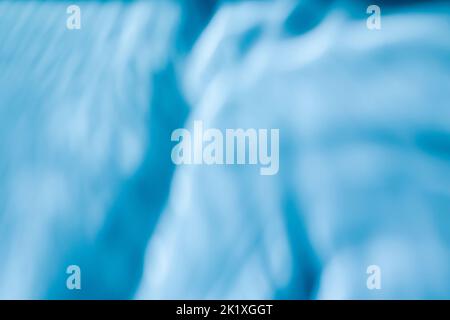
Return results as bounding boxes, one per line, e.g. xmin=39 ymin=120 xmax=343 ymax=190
xmin=0 ymin=0 xmax=449 ymax=299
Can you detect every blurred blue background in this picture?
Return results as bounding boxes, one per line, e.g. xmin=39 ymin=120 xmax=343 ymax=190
xmin=0 ymin=0 xmax=449 ymax=299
